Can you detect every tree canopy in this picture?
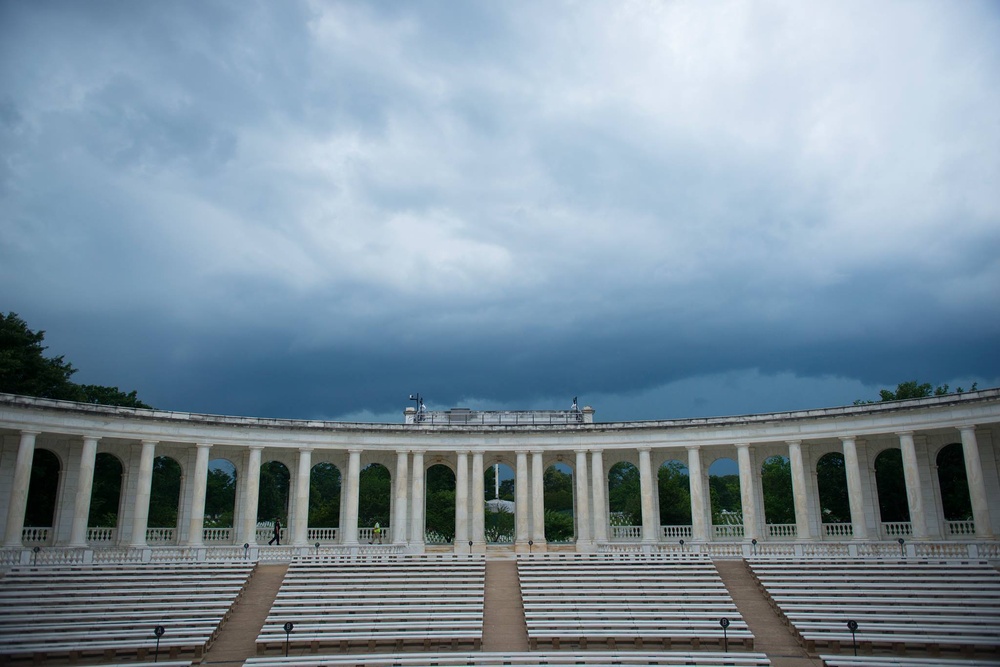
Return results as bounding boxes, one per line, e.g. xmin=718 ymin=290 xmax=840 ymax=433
xmin=856 ymin=380 xmax=977 ymax=405
xmin=0 ymin=311 xmax=151 ymax=407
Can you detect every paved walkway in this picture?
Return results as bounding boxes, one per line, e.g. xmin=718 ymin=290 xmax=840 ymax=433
xmin=481 ymin=560 xmax=530 ymax=651
xmin=202 ymin=562 xmax=288 ymax=666
xmin=714 ymin=559 xmax=825 ymax=667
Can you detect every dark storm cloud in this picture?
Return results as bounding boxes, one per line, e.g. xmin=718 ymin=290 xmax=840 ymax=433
xmin=2 ymin=1 xmax=999 ymax=422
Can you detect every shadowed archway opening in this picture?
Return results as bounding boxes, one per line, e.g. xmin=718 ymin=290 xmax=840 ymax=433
xmin=149 ymin=455 xmax=181 ymax=530
xmin=608 ymin=461 xmax=641 ymax=537
xmin=484 ymin=462 xmax=514 ymax=544
xmin=817 ymin=452 xmax=850 ymax=527
xmin=658 ymin=460 xmax=691 ymax=538
xmin=426 ymin=463 xmax=456 ymax=543
xmin=25 ymin=448 xmax=60 ymax=528
xmin=761 ymin=455 xmax=794 ymax=526
xmin=937 ymin=443 xmax=972 ymax=522
xmin=543 ymin=463 xmax=573 ymax=542
xmin=874 ymin=449 xmax=909 ymax=523
xmin=205 ymin=459 xmax=236 ymax=537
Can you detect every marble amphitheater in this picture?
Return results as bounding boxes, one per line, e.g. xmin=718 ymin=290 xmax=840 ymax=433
xmin=1 ymin=388 xmax=999 ymax=666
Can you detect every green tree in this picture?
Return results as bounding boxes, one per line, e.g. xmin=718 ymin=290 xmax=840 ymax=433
xmin=204 ymin=466 xmax=236 ymax=528
xmin=856 ymin=380 xmax=978 ymax=405
xmin=544 ymin=509 xmax=574 ymax=542
xmin=608 ymin=461 xmax=641 ymax=525
xmin=425 ymin=464 xmax=456 ymax=541
xmin=309 ymin=462 xmax=342 ymax=528
xmin=1 ymin=311 xmax=152 ymax=407
xmin=258 ymin=461 xmax=290 ymax=524
xmin=148 ymin=456 xmax=181 ymax=527
xmin=0 ymin=312 xmax=80 ymax=399
xmin=760 ymin=456 xmax=794 ymax=525
xmin=708 ymin=474 xmax=741 ymax=524
xmin=658 ymin=461 xmax=691 ymax=525
xmin=358 ymin=463 xmax=391 ymax=527
xmin=88 ymin=453 xmax=123 ymax=527
xmin=816 ymin=453 xmax=851 ymax=524
xmin=543 ymin=466 xmax=573 ymax=512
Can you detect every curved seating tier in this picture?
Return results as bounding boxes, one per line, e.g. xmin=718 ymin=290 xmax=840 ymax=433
xmin=245 ymin=650 xmax=771 ymax=666
xmin=256 ymin=554 xmax=486 ymax=655
xmin=748 ymin=558 xmax=1000 ymax=656
xmin=0 ymin=561 xmax=253 ymax=663
xmin=820 ymin=657 xmax=1000 ymax=667
xmin=516 ymin=553 xmax=753 ymax=651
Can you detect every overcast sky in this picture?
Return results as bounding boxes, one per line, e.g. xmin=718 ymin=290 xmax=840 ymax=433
xmin=2 ymin=1 xmax=998 ymax=423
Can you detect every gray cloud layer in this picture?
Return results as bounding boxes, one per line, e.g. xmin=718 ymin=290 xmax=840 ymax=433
xmin=2 ymin=1 xmax=998 ymax=421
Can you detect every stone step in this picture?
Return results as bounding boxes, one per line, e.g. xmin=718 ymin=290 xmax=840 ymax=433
xmin=481 ymin=560 xmax=529 ymax=651
xmin=714 ymin=559 xmax=825 ymax=667
xmin=202 ymin=562 xmax=289 ymax=666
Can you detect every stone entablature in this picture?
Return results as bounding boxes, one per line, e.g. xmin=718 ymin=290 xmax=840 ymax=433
xmin=1 ymin=390 xmax=998 ymax=554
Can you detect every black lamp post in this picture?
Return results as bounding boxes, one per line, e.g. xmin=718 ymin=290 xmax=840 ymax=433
xmin=153 ymin=625 xmax=165 ymax=662
xmin=243 ymin=542 xmax=250 ymax=560
xmin=528 ymin=540 xmax=533 ymax=554
xmin=719 ymin=617 xmax=730 ymax=652
xmin=897 ymin=537 xmax=905 ymax=558
xmin=283 ymin=621 xmax=294 ymax=657
xmin=31 ymin=546 xmax=39 ymax=566
xmin=847 ymin=619 xmax=858 ymax=655
xmin=679 ymin=539 xmax=685 ymax=552
xmin=751 ymin=538 xmax=757 ymax=556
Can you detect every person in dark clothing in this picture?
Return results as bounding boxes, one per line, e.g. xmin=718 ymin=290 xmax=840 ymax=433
xmin=268 ymin=519 xmax=281 ymax=545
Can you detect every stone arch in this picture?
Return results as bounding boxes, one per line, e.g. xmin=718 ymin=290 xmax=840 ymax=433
xmin=874 ymin=448 xmax=909 ymax=523
xmin=543 ymin=462 xmax=573 ymax=542
xmin=761 ymin=454 xmax=794 ymax=526
xmin=658 ymin=459 xmax=691 ymax=531
xmin=936 ymin=443 xmax=972 ymax=522
xmin=608 ymin=461 xmax=641 ymax=537
xmin=148 ymin=455 xmax=182 ymax=531
xmin=25 ymin=448 xmax=60 ymax=533
xmin=425 ymin=463 xmax=456 ymax=543
xmin=816 ymin=451 xmax=851 ymax=526
xmin=484 ymin=461 xmax=514 ymax=544
xmin=708 ymin=457 xmax=741 ymax=535
xmin=89 ymin=452 xmax=124 ymax=542
xmin=309 ymin=462 xmax=341 ymax=535
xmin=205 ymin=458 xmax=237 ymax=537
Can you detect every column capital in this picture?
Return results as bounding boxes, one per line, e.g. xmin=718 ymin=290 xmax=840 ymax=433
xmin=530 ymin=449 xmax=545 ymax=455
xmin=958 ymin=424 xmax=978 ymax=434
xmin=895 ymin=430 xmax=914 ymax=437
xmin=839 ymin=435 xmax=857 ymax=443
xmin=735 ymin=442 xmax=751 ymax=450
xmin=685 ymin=444 xmax=701 ymax=452
xmin=785 ymin=439 xmax=802 ymax=446
xmin=298 ymin=445 xmax=314 ymax=453
xmin=19 ymin=429 xmax=40 ymax=436
xmin=395 ymin=448 xmax=411 ymax=455
xmin=140 ymin=439 xmax=158 ymax=446
xmin=456 ymin=450 xmax=470 ymax=456
xmin=574 ymin=448 xmax=589 ymax=455
xmin=79 ymin=434 xmax=102 ymax=442
xmin=637 ymin=446 xmax=651 ymax=453
xmin=196 ymin=442 xmax=213 ymax=450
xmin=248 ymin=444 xmax=265 ymax=451
xmin=348 ymin=447 xmax=363 ymax=454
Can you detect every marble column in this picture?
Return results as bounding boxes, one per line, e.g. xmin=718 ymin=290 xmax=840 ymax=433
xmin=638 ymin=448 xmax=657 ymax=543
xmin=471 ymin=452 xmax=485 ymax=547
xmin=841 ymin=436 xmax=869 ymax=540
xmin=959 ymin=426 xmax=994 ymax=538
xmin=736 ymin=443 xmax=759 ymax=542
xmin=68 ymin=436 xmax=100 ymax=547
xmin=292 ymin=447 xmax=312 ymax=546
xmin=239 ymin=445 xmax=263 ymax=545
xmin=185 ymin=443 xmax=212 ymax=546
xmin=590 ymin=450 xmax=609 ymax=542
xmin=455 ymin=451 xmax=470 ymax=547
xmin=574 ymin=449 xmax=591 ymax=544
xmin=787 ymin=441 xmax=812 ymax=539
xmin=129 ymin=440 xmax=157 ymax=547
xmin=393 ymin=450 xmax=409 ymax=544
xmin=531 ymin=451 xmax=546 ymax=545
xmin=409 ymin=451 xmax=425 ymax=548
xmin=515 ymin=451 xmax=529 ymax=545
xmin=687 ymin=446 xmax=708 ymax=541
xmin=898 ymin=431 xmax=928 ymax=539
xmin=3 ymin=431 xmax=38 ymax=547
xmin=342 ymin=449 xmax=362 ymax=545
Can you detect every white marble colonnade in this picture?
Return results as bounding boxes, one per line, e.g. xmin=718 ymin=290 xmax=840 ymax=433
xmin=1 ymin=392 xmax=999 ymax=551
